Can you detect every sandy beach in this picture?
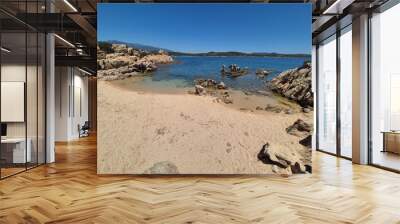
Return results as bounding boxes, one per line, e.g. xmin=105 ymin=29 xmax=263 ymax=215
xmin=97 ymin=80 xmax=312 ymax=175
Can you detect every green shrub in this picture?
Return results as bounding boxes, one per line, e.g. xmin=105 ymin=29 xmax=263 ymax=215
xmin=98 ymin=41 xmax=113 ymax=53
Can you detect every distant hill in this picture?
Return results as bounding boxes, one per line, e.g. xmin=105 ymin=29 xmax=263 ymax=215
xmin=170 ymin=51 xmax=311 ymax=58
xmin=105 ymin=40 xmax=172 ymax=53
xmin=104 ymin=40 xmax=311 ymax=58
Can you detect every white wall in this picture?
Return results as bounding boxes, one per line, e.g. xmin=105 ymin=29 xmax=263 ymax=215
xmin=1 ymin=62 xmax=46 ymax=164
xmin=55 ymin=66 xmax=70 ymax=141
xmin=1 ymin=65 xmax=34 ymax=138
xmin=72 ymin=73 xmax=89 ymax=138
xmin=1 ymin=64 xmax=25 ymax=81
xmin=54 ymin=67 xmax=89 ymax=141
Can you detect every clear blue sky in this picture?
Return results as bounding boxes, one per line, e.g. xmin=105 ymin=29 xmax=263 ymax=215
xmin=98 ymin=4 xmax=311 ymax=54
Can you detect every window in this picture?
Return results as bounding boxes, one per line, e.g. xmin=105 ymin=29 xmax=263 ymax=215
xmin=0 ymin=2 xmax=46 ymax=179
xmin=339 ymin=25 xmax=352 ymax=158
xmin=317 ymin=35 xmax=337 ymax=154
xmin=370 ymin=3 xmax=400 ymax=171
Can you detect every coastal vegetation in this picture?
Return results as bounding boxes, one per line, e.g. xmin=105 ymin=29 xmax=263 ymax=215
xmin=170 ymin=51 xmax=311 ymax=58
xmin=104 ymin=40 xmax=311 ymax=58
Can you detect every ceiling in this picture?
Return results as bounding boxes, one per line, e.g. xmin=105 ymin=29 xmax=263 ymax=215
xmin=0 ymin=0 xmax=394 ymax=74
xmin=311 ymin=0 xmax=391 ymax=43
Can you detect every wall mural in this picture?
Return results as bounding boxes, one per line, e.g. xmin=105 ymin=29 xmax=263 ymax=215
xmin=97 ymin=3 xmax=313 ymax=175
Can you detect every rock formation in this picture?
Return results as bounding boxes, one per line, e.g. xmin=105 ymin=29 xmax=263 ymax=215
xmin=194 ymin=85 xmax=205 ymax=95
xmin=97 ymin=43 xmax=173 ymax=80
xmin=192 ymin=79 xmax=233 ymax=104
xmin=263 ymin=104 xmax=293 ymax=114
xmin=194 ymin=79 xmax=227 ymax=90
xmin=258 ymin=143 xmax=310 ymax=174
xmin=268 ymin=62 xmax=313 ymax=108
xmin=264 ymin=104 xmax=284 ymax=113
xmin=255 ymin=69 xmax=270 ymax=78
xmin=299 ymin=135 xmax=312 ymax=148
xmin=286 ymin=119 xmax=312 ymax=137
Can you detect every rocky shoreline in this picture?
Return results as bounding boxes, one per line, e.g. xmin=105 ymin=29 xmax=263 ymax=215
xmin=268 ymin=62 xmax=313 ymax=109
xmin=97 ymin=46 xmax=313 ymax=174
xmin=97 ymin=44 xmax=173 ymax=81
xmin=97 ymin=44 xmax=313 ymax=112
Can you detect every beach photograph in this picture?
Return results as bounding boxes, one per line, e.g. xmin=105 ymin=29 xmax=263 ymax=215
xmin=97 ymin=3 xmax=313 ymax=175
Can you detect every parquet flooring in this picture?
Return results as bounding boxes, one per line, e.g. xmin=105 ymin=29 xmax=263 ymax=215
xmin=0 ymin=135 xmax=399 ymax=223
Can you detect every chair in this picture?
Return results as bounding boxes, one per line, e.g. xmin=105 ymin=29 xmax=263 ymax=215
xmin=79 ymin=121 xmax=90 ymax=138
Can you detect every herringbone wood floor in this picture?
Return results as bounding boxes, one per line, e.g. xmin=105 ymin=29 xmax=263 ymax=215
xmin=1 ymin=135 xmax=400 ymax=224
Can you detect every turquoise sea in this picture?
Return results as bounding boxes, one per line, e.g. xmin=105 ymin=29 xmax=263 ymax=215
xmin=148 ymin=55 xmax=308 ymax=91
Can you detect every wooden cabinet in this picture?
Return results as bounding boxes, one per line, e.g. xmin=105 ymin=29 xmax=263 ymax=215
xmin=382 ymin=132 xmax=400 ymax=154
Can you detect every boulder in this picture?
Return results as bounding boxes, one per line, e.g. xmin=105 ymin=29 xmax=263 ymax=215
xmin=299 ymin=135 xmax=312 ymax=148
xmin=286 ymin=119 xmax=312 ymax=137
xmin=258 ymin=143 xmax=291 ymax=168
xmin=217 ymin=81 xmax=227 ymax=89
xmin=133 ymin=61 xmax=157 ymax=73
xmin=284 ymin=109 xmax=293 ymax=115
xmin=302 ymin=107 xmax=311 ymax=113
xmin=127 ymin=47 xmax=136 ymax=56
xmin=97 ymin=66 xmax=140 ymax=81
xmin=257 ymin=143 xmax=307 ymax=174
xmin=140 ymin=54 xmax=173 ymax=64
xmin=290 ymin=162 xmax=307 ymax=174
xmin=112 ymin=44 xmax=128 ymax=54
xmin=97 ymin=49 xmax=106 ymax=60
xmin=256 ymin=69 xmax=270 ymax=77
xmin=194 ymin=79 xmax=220 ymax=89
xmin=110 ymin=58 xmax=129 ymax=68
xmin=194 ymin=79 xmax=217 ymax=89
xmin=194 ymin=79 xmax=206 ymax=87
xmin=220 ymin=92 xmax=233 ymax=104
xmin=268 ymin=62 xmax=313 ymax=108
xmin=193 ymin=79 xmax=229 ymax=101
xmin=195 ymin=85 xmax=205 ymax=95
xmin=265 ymin=104 xmax=283 ymax=113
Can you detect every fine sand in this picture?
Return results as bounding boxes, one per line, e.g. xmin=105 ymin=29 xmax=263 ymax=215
xmin=97 ymin=80 xmax=312 ymax=175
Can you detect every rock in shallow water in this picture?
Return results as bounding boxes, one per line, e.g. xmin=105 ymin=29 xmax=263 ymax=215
xmin=194 ymin=79 xmax=227 ymax=90
xmin=256 ymin=69 xmax=270 ymax=78
xmin=193 ymin=79 xmax=233 ymax=104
